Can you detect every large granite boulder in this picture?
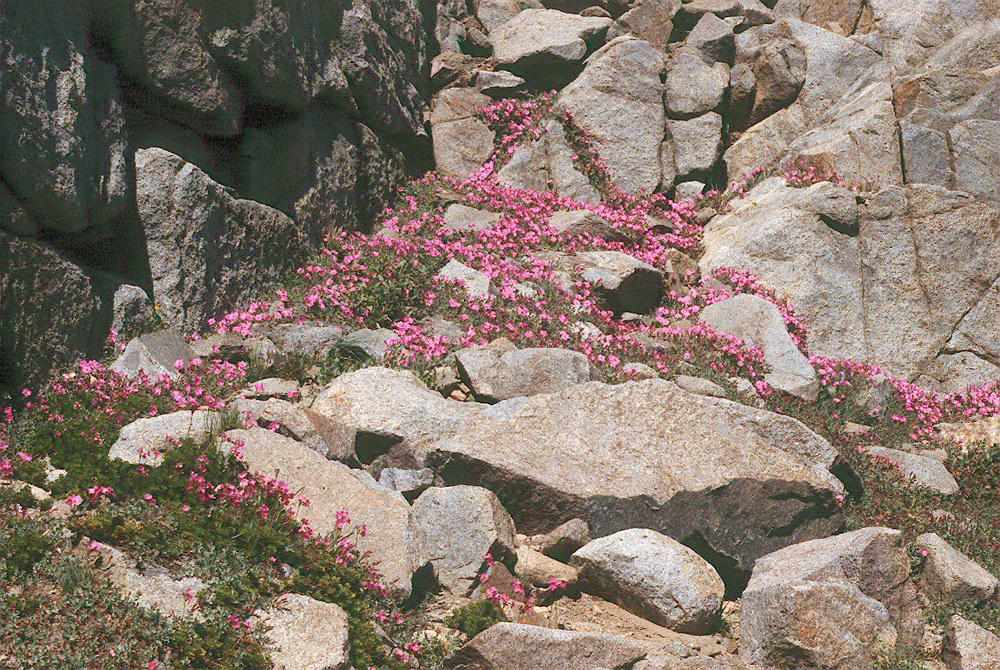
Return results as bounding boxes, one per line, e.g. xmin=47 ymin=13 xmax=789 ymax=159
xmin=571 ymin=528 xmax=725 ymax=633
xmin=136 ymin=148 xmax=312 ymax=332
xmin=491 ymin=9 xmax=612 ymax=87
xmin=427 ymin=378 xmax=845 ymax=594
xmin=741 ymin=526 xmax=923 ymax=666
xmin=559 ymin=37 xmax=667 ymax=194
xmin=444 ymin=623 xmax=648 ymax=670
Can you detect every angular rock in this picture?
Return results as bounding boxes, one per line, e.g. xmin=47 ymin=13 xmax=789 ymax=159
xmin=942 ymin=615 xmax=1000 ymax=670
xmin=232 ymin=398 xmax=358 ymax=464
xmin=527 ymin=518 xmax=592 ymax=561
xmin=865 ymin=447 xmax=959 ymax=494
xmin=700 ymin=294 xmax=818 ymax=401
xmin=414 ymin=485 xmax=516 ymax=594
xmin=725 ymin=105 xmax=806 ymax=184
xmin=772 ymin=0 xmax=863 ymax=36
xmin=377 ymin=467 xmax=435 ymax=502
xmin=98 ymin=0 xmax=242 ymax=136
xmin=749 ymin=37 xmax=806 ymax=127
xmin=935 ymin=415 xmax=1000 ymax=454
xmin=137 ymin=148 xmax=312 ymax=332
xmin=109 ymin=411 xmax=222 ymax=466
xmin=444 ymin=622 xmax=648 ymax=670
xmin=475 ymin=0 xmax=537 ymax=33
xmin=455 ymin=346 xmax=599 ymax=403
xmin=491 ymin=9 xmax=611 ymax=85
xmin=227 ymin=427 xmax=428 ymax=598
xmin=310 ymin=367 xmax=479 ymax=466
xmin=252 ymin=594 xmax=351 ymax=670
xmin=442 ymin=204 xmax=503 ymax=234
xmin=915 ymin=533 xmax=999 ymax=603
xmin=268 ymin=324 xmax=344 ymax=358
xmin=687 ymin=12 xmax=737 ymax=65
xmin=437 ymin=259 xmax=498 ymax=299
xmin=431 ymin=88 xmax=496 ymax=181
xmin=609 ymin=0 xmax=682 ymax=52
xmin=575 ymin=250 xmax=665 ymax=315
xmin=559 ymin=38 xmax=666 ymax=194
xmin=756 ymin=19 xmax=881 ymax=126
xmin=946 ymin=278 xmax=1000 ymax=368
xmin=665 ymin=53 xmax=731 ymax=118
xmin=742 ymin=578 xmax=896 ymax=669
xmin=428 ymin=378 xmax=845 ymax=594
xmin=571 ymin=528 xmax=725 ymax=633
xmin=110 ymin=330 xmax=196 ymax=381
xmin=515 ymin=546 xmax=579 ymax=589
xmin=742 ymin=526 xmax=923 ymax=657
xmin=675 ymin=375 xmax=727 ymax=397
xmin=496 ymin=120 xmax=601 ymax=204
xmin=787 ymin=65 xmax=903 ymax=187
xmin=548 ymin=210 xmax=633 ymax=245
xmin=670 ymin=113 xmax=723 ymax=177
xmin=474 ymin=70 xmax=527 ymax=96
xmin=338 ymin=328 xmax=395 ymax=362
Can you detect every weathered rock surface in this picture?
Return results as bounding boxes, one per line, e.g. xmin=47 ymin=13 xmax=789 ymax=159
xmin=0 ymin=1 xmax=128 ymax=237
xmin=109 ymin=410 xmax=222 ymax=466
xmin=571 ymin=528 xmax=725 ymax=633
xmin=669 ymin=113 xmax=723 ymax=177
xmin=437 ymin=259 xmax=498 ymax=299
xmin=574 ymin=250 xmax=665 ymax=315
xmin=699 ymin=294 xmax=818 ymax=401
xmin=455 ymin=345 xmax=599 ymax=403
xmin=413 ymin=485 xmax=516 ymax=594
xmin=98 ymin=543 xmax=206 ymax=619
xmin=491 ymin=9 xmax=612 ymax=85
xmin=942 ymin=615 xmax=1000 ymax=670
xmin=0 ymin=231 xmax=125 ymax=400
xmin=741 ymin=526 xmax=923 ymax=666
xmin=137 ymin=148 xmax=312 ymax=332
xmin=428 ymin=378 xmax=844 ymax=593
xmin=515 ymin=546 xmax=579 ymax=589
xmin=496 ymin=120 xmax=601 ymax=204
xmin=252 ymin=594 xmax=351 ymax=670
xmin=310 ymin=367 xmax=479 ymax=466
xmin=442 ymin=204 xmax=503 ymax=234
xmin=559 ymin=38 xmax=667 ymax=194
xmin=915 ymin=533 xmax=999 ymax=603
xmin=431 ymin=88 xmax=496 ymax=182
xmin=227 ymin=427 xmax=429 ymax=598
xmin=865 ymin=447 xmax=959 ymax=494
xmin=111 ymin=330 xmax=196 ymax=381
xmin=665 ymin=53 xmax=730 ymax=118
xmin=701 ymin=180 xmax=1000 ymax=385
xmin=444 ymin=622 xmax=648 ymax=670
xmin=232 ymin=397 xmax=358 ymax=464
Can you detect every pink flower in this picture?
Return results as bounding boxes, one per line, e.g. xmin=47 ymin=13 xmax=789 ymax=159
xmin=66 ymin=494 xmax=83 ymax=507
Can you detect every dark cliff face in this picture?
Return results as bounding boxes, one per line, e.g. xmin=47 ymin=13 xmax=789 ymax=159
xmin=0 ymin=0 xmax=436 ymax=400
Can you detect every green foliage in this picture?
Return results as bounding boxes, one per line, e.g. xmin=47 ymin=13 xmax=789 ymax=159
xmin=0 ymin=547 xmax=173 ymax=669
xmin=444 ymin=599 xmax=499 ymax=639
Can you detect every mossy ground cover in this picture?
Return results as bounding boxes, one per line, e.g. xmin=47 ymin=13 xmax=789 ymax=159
xmin=2 ymin=95 xmax=999 ymax=667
